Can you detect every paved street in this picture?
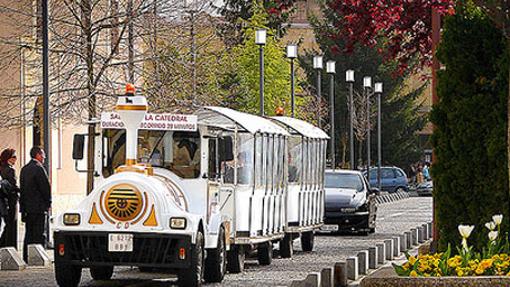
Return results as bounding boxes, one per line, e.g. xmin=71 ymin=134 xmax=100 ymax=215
xmin=0 ymin=197 xmax=432 ymax=287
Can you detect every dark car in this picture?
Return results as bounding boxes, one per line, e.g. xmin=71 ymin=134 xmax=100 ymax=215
xmin=365 ymin=166 xmax=409 ymax=193
xmin=322 ymin=169 xmax=378 ymax=235
xmin=416 ymin=180 xmax=433 ymax=196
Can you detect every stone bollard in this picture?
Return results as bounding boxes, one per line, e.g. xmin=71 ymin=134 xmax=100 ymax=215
xmin=376 ymin=243 xmax=385 ymax=265
xmin=392 ymin=237 xmax=400 ymax=257
xmin=368 ymin=247 xmax=378 ymax=269
xmin=0 ymin=247 xmax=26 ymax=270
xmin=321 ymin=267 xmax=334 ymax=287
xmin=357 ymin=250 xmax=369 ymax=275
xmin=399 ymin=234 xmax=407 ymax=252
xmin=418 ymin=226 xmax=425 ymax=243
xmin=405 ymin=231 xmax=412 ymax=248
xmin=346 ymin=256 xmax=359 ymax=281
xmin=411 ymin=228 xmax=419 ymax=246
xmin=422 ymin=223 xmax=429 ymax=240
xmin=334 ymin=262 xmax=348 ymax=287
xmin=384 ymin=239 xmax=394 ymax=261
xmin=291 ymin=272 xmax=321 ymax=287
xmin=28 ymin=244 xmax=50 ymax=267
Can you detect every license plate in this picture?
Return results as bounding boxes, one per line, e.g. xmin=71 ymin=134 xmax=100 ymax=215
xmin=320 ymin=225 xmax=339 ymax=232
xmin=108 ymin=233 xmax=133 ymax=252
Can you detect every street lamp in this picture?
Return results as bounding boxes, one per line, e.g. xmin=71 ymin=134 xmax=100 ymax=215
xmin=375 ymin=82 xmax=383 ymax=190
xmin=287 ymin=44 xmax=297 ymax=117
xmin=363 ymin=76 xmax=372 ymax=182
xmin=313 ymin=55 xmax=323 ymax=127
xmin=256 ymin=29 xmax=266 ymax=116
xmin=346 ymin=69 xmax=355 ymax=169
xmin=327 ymin=60 xmax=336 ymax=170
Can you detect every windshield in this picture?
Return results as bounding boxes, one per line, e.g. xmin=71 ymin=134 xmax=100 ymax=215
xmin=102 ymin=129 xmax=201 ymax=179
xmin=325 ymin=173 xmax=364 ymax=192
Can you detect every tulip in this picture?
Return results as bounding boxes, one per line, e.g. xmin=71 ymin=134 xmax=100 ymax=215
xmin=458 ymin=225 xmax=474 ymax=238
xmin=485 ymin=222 xmax=496 ymax=231
xmin=458 ymin=225 xmax=474 ymax=251
xmin=493 ymin=214 xmax=503 ymax=226
xmin=489 ymin=231 xmax=498 ymax=242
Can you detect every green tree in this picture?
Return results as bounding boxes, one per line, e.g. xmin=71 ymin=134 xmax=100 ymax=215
xmin=431 ymin=4 xmax=509 ymax=250
xmin=301 ymin=7 xmax=426 ymax=169
xmin=221 ymin=1 xmax=311 ymax=116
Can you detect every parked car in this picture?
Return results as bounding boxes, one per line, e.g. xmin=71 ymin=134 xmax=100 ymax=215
xmin=322 ymin=169 xmax=378 ymax=235
xmin=364 ymin=166 xmax=409 ymax=193
xmin=416 ymin=180 xmax=433 ymax=196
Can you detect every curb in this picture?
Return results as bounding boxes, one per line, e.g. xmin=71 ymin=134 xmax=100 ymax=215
xmin=288 ymin=221 xmax=434 ymax=287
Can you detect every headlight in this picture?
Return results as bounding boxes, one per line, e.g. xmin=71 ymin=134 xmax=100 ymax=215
xmin=170 ymin=217 xmax=187 ymax=229
xmin=63 ymin=213 xmax=81 ymax=225
xmin=356 ymin=202 xmax=368 ymax=212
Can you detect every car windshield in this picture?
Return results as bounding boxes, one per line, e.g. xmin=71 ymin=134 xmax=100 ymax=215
xmin=325 ymin=173 xmax=364 ymax=192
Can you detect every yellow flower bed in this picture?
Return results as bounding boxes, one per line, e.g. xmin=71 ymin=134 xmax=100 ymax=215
xmin=394 ymin=214 xmax=510 ymax=277
xmin=395 ymin=253 xmax=510 ymax=277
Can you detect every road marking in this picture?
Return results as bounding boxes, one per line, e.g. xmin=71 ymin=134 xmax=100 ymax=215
xmin=388 ymin=212 xmax=404 ymax=218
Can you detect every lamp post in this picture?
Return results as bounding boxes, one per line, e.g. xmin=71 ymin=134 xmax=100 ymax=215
xmin=256 ymin=29 xmax=266 ymax=116
xmin=346 ymin=70 xmax=355 ymax=169
xmin=287 ymin=45 xmax=297 ymax=117
xmin=375 ymin=82 xmax=383 ymax=190
xmin=327 ymin=61 xmax=336 ymax=170
xmin=363 ymin=76 xmax=372 ymax=181
xmin=313 ymin=56 xmax=323 ymax=127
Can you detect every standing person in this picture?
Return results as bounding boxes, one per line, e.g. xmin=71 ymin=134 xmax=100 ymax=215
xmin=0 ymin=148 xmax=20 ymax=248
xmin=20 ymin=146 xmax=51 ymax=262
xmin=423 ymin=162 xmax=431 ymax=181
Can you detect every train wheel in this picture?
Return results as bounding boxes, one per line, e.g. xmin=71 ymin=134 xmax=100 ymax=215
xmin=178 ymin=230 xmax=204 ymax=287
xmin=257 ymin=242 xmax=272 ymax=265
xmin=280 ymin=234 xmax=293 ymax=258
xmin=226 ymin=245 xmax=245 ymax=273
xmin=55 ymin=262 xmax=82 ymax=287
xmin=90 ymin=266 xmax=113 ymax=280
xmin=301 ymin=231 xmax=315 ymax=252
xmin=204 ymin=227 xmax=227 ymax=282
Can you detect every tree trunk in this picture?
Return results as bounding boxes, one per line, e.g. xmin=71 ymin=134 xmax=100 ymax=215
xmin=84 ymin=0 xmax=95 ymax=195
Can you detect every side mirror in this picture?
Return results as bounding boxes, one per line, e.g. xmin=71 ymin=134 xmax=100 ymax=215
xmin=219 ymin=136 xmax=234 ymax=162
xmin=369 ymin=187 xmax=380 ymax=195
xmin=72 ymin=134 xmax=85 ymax=160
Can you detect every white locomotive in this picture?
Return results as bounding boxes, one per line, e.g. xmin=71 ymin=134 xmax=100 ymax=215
xmin=54 ymin=85 xmax=327 ymax=286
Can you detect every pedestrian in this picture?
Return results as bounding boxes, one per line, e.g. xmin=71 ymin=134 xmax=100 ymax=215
xmin=423 ymin=162 xmax=430 ymax=181
xmin=20 ymin=146 xmax=51 ymax=262
xmin=0 ymin=148 xmax=20 ymax=248
xmin=416 ymin=163 xmax=424 ymax=184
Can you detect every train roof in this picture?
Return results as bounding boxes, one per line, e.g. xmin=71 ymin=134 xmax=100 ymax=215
xmin=270 ymin=116 xmax=329 ymax=139
xmin=196 ymin=107 xmax=290 ymax=135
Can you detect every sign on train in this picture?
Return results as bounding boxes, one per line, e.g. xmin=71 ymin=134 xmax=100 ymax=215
xmin=100 ymin=112 xmax=197 ymax=131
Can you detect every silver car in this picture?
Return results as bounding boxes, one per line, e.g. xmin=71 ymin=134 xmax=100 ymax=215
xmin=322 ymin=169 xmax=378 ymax=234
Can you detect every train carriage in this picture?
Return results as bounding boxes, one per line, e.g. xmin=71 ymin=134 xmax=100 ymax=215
xmin=270 ymin=116 xmax=329 ymax=257
xmin=55 ymin=85 xmax=327 ymax=287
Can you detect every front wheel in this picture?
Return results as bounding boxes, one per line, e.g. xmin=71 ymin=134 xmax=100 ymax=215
xmin=204 ymin=227 xmax=227 ymax=282
xmin=178 ymin=230 xmax=204 ymax=287
xmin=55 ymin=262 xmax=82 ymax=287
xmin=90 ymin=266 xmax=113 ymax=280
xmin=280 ymin=233 xmax=293 ymax=258
xmin=301 ymin=231 xmax=314 ymax=252
xmin=257 ymin=242 xmax=272 ymax=265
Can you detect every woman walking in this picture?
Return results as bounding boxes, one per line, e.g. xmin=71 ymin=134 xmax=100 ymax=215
xmin=0 ymin=148 xmax=20 ymax=248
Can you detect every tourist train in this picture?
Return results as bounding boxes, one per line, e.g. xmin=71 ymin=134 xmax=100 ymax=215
xmin=52 ymin=84 xmax=328 ymax=287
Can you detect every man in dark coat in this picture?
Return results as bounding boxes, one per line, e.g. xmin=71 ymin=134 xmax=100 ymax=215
xmin=20 ymin=146 xmax=51 ymax=262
